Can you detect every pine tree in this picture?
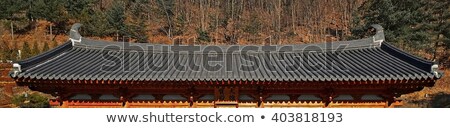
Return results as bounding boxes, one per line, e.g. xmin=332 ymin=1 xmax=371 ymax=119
xmin=127 ymin=0 xmax=149 ymax=43
xmin=32 ymin=41 xmax=40 ymax=56
xmin=12 ymin=93 xmax=50 ymax=108
xmin=243 ymin=14 xmax=261 ymax=35
xmin=80 ymin=9 xmax=110 ymax=37
xmin=351 ymin=0 xmax=395 ymax=39
xmin=0 ymin=0 xmax=28 ymax=19
xmin=351 ymin=0 xmax=430 ymax=48
xmin=42 ymin=42 xmax=50 ymax=52
xmin=65 ymin=0 xmax=93 ymax=19
xmin=128 ymin=20 xmax=149 ymax=43
xmin=197 ymin=29 xmax=211 ymax=43
xmin=22 ymin=42 xmax=31 ymax=59
xmin=106 ymin=1 xmax=126 ymax=40
xmin=28 ymin=0 xmax=67 ymax=24
xmin=11 ymin=42 xmax=19 ymax=61
xmin=172 ymin=14 xmax=187 ymax=36
xmin=424 ymin=0 xmax=450 ymax=60
xmin=28 ymin=0 xmax=68 ymax=34
xmin=0 ymin=41 xmax=6 ymax=61
xmin=52 ymin=41 xmax=58 ymax=48
xmin=0 ymin=0 xmax=30 ymax=46
xmin=156 ymin=0 xmax=175 ymax=39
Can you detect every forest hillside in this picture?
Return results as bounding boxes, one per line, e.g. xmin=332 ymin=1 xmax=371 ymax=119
xmin=0 ymin=0 xmax=449 ymax=107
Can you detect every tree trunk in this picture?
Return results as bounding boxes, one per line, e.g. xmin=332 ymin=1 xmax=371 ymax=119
xmin=231 ymin=0 xmax=234 ymax=19
xmin=215 ymin=0 xmax=219 ymax=44
xmin=50 ymin=24 xmax=53 ymax=41
xmin=200 ymin=0 xmax=205 ymax=31
xmin=116 ymin=31 xmax=119 ymax=41
xmin=291 ymin=1 xmax=296 ymax=34
xmin=10 ymin=22 xmax=14 ymax=43
xmin=160 ymin=0 xmax=172 ymax=39
xmin=276 ymin=0 xmax=282 ymax=44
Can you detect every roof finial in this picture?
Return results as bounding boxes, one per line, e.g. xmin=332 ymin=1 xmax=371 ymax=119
xmin=431 ymin=64 xmax=443 ymax=78
xmin=69 ymin=23 xmax=83 ymax=46
xmin=370 ymin=24 xmax=385 ymax=46
xmin=10 ymin=63 xmax=21 ymax=78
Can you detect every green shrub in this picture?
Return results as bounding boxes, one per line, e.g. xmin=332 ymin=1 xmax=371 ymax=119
xmin=197 ymin=29 xmax=211 ymax=43
xmin=12 ymin=93 xmax=50 ymax=108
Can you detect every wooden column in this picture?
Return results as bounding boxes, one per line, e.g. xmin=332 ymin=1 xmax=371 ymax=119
xmin=289 ymin=94 xmax=300 ymax=102
xmin=258 ymin=96 xmax=264 ymax=108
xmin=257 ymin=86 xmax=265 ymax=108
xmin=91 ymin=94 xmax=101 ymax=100
xmin=321 ymin=89 xmax=335 ymax=108
xmin=61 ymin=101 xmax=69 ymax=108
xmin=154 ymin=94 xmax=164 ymax=101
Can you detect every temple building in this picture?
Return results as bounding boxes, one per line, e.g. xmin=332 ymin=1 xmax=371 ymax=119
xmin=10 ymin=23 xmax=443 ymax=108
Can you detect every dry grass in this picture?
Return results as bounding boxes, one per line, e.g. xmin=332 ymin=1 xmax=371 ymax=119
xmin=1 ymin=20 xmax=68 ymax=51
xmin=399 ymin=69 xmax=450 ymax=108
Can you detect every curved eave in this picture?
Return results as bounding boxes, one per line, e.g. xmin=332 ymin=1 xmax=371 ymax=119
xmin=380 ymin=42 xmax=436 ymax=72
xmin=17 ymin=41 xmax=73 ymax=71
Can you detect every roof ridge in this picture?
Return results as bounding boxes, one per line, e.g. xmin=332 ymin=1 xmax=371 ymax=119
xmin=73 ymin=38 xmax=377 ymax=53
xmin=68 ymin=23 xmax=384 ymax=52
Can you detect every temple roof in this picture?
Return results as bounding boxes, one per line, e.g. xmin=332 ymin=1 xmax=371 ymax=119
xmin=10 ymin=24 xmax=443 ymax=82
